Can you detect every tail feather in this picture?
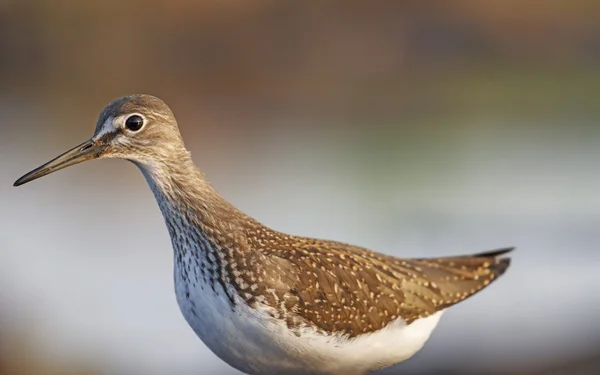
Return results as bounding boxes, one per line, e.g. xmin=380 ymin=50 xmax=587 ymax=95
xmin=470 ymin=246 xmax=515 ymax=259
xmin=395 ymin=247 xmax=514 ymax=322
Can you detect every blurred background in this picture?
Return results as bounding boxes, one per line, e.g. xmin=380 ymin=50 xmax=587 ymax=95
xmin=1 ymin=1 xmax=599 ymax=374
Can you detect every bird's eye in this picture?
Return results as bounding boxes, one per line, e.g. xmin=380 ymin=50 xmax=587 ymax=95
xmin=125 ymin=115 xmax=144 ymax=131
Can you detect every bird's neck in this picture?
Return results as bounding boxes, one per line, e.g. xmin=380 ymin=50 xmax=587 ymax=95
xmin=135 ymin=155 xmax=256 ymax=305
xmin=134 ymin=155 xmax=249 ymax=248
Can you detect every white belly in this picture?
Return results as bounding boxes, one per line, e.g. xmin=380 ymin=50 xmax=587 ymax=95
xmin=174 ymin=270 xmax=443 ymax=375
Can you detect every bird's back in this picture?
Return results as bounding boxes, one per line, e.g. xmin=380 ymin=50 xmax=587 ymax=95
xmin=230 ymin=224 xmax=512 ymax=338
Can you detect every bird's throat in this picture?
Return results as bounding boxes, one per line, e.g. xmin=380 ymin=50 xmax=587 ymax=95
xmin=134 ymin=157 xmax=250 ymax=252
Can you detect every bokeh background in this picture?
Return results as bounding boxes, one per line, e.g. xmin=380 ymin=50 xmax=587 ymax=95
xmin=1 ymin=1 xmax=599 ymax=374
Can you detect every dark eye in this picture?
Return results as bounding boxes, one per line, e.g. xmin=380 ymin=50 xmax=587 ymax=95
xmin=125 ymin=115 xmax=144 ymax=131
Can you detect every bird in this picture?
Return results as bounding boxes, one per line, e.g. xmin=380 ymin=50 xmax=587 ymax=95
xmin=14 ymin=94 xmax=513 ymax=375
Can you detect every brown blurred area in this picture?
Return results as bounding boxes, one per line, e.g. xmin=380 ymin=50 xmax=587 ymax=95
xmin=1 ymin=1 xmax=599 ymax=375
xmin=2 ymin=0 xmax=599 ymax=120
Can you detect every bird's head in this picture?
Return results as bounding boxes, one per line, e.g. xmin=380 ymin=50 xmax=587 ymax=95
xmin=14 ymin=94 xmax=187 ymax=186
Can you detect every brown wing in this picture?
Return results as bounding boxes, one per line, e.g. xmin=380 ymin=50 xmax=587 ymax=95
xmin=266 ymin=242 xmax=512 ymax=338
xmin=392 ymin=248 xmax=512 ymax=323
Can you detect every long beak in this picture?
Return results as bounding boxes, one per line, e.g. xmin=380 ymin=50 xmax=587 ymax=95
xmin=14 ymin=139 xmax=106 ymax=186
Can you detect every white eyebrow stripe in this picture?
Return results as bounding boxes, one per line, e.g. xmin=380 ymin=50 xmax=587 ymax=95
xmin=94 ymin=116 xmax=119 ymax=139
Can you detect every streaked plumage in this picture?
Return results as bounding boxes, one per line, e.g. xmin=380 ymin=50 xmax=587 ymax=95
xmin=14 ymin=94 xmax=513 ymax=375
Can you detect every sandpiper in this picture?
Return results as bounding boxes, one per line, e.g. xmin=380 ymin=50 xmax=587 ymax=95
xmin=14 ymin=95 xmax=512 ymax=375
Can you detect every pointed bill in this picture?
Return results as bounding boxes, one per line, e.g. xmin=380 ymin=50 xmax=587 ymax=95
xmin=14 ymin=139 xmax=106 ymax=186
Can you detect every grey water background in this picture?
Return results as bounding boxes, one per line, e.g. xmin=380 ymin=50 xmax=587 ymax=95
xmin=1 ymin=2 xmax=600 ymax=374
